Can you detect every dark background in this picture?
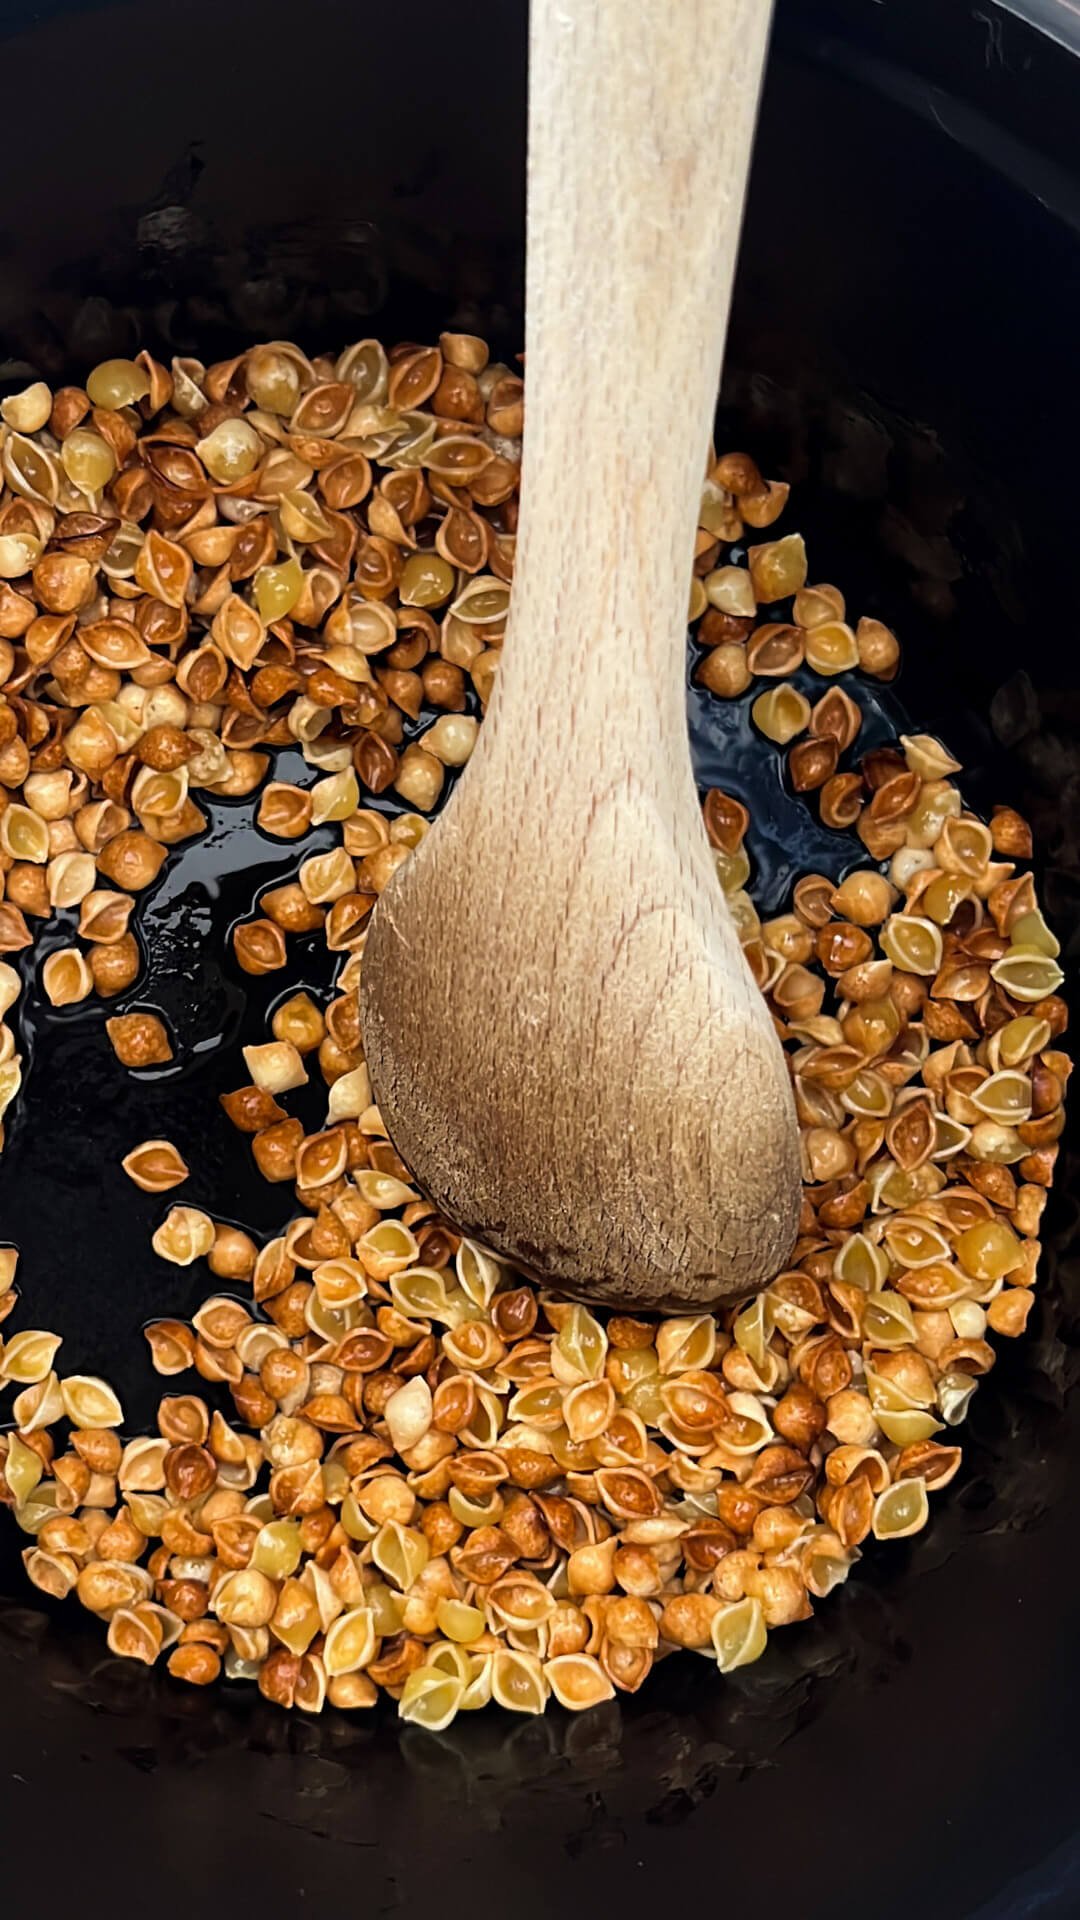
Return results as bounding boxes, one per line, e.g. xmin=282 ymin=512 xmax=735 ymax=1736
xmin=1 ymin=1 xmax=1079 ymax=1914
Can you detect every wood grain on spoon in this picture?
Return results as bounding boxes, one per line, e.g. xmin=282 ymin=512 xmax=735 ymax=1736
xmin=361 ymin=0 xmax=800 ymax=1310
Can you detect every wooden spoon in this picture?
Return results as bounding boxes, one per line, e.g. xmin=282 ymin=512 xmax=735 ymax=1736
xmin=361 ymin=0 xmax=800 ymax=1311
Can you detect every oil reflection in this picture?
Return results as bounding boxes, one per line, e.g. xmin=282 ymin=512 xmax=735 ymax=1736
xmin=0 ymin=1571 xmax=899 ymax=1841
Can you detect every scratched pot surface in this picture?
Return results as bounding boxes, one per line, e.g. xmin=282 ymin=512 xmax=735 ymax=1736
xmin=3 ymin=0 xmax=1080 ymax=1915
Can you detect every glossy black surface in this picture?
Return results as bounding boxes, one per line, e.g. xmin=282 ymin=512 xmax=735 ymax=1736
xmin=2 ymin=1 xmax=1080 ymax=1913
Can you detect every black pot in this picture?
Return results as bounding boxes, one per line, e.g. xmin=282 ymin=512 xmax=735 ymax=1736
xmin=2 ymin=2 xmax=1078 ymax=1913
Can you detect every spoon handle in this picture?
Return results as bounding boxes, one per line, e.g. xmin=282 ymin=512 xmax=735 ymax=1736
xmin=494 ymin=0 xmax=774 ymax=768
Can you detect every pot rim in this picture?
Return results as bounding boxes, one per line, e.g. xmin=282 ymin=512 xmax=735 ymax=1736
xmin=998 ymin=0 xmax=1080 ymax=52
